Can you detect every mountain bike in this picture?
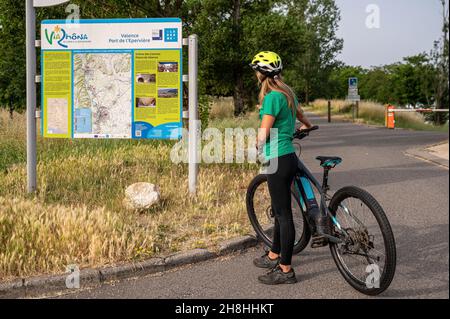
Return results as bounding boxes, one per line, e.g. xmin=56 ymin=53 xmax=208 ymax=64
xmin=246 ymin=126 xmax=397 ymax=295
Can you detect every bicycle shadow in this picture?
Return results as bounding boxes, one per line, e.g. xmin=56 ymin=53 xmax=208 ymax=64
xmin=283 ymin=223 xmax=449 ymax=298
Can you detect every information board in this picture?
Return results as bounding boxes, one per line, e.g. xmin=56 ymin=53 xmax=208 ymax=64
xmin=41 ymin=18 xmax=183 ymax=139
xmin=347 ymin=77 xmax=360 ymax=102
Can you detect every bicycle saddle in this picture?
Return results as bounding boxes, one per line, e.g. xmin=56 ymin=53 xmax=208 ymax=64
xmin=316 ymin=156 xmax=342 ymax=168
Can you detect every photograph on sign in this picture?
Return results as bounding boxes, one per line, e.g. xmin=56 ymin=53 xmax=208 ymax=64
xmin=136 ymin=74 xmax=156 ymax=83
xmin=40 ymin=18 xmax=183 ymax=139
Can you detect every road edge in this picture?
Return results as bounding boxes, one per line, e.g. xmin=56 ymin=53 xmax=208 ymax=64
xmin=0 ymin=234 xmax=259 ymax=299
xmin=405 ymin=142 xmax=449 ymax=169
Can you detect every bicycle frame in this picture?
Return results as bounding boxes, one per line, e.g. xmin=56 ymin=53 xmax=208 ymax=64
xmin=291 ymin=158 xmax=343 ymax=232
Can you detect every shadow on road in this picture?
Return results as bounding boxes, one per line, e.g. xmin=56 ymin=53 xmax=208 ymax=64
xmin=302 ymin=123 xmax=449 ymax=150
xmin=328 ymin=162 xmax=446 ymax=188
xmin=283 ymin=222 xmax=449 ymax=298
xmin=383 ymin=223 xmax=449 ymax=298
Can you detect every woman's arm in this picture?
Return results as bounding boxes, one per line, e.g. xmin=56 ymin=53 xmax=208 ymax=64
xmin=257 ymin=114 xmax=276 ymax=149
xmin=296 ymin=106 xmax=313 ymax=129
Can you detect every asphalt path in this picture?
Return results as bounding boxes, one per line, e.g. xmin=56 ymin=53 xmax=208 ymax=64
xmin=56 ymin=114 xmax=449 ymax=299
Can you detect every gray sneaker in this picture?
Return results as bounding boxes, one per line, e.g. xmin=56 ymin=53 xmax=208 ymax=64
xmin=253 ymin=252 xmax=280 ymax=269
xmin=258 ymin=265 xmax=298 ymax=285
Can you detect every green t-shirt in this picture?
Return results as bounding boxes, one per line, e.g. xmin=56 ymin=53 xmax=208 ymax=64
xmin=259 ymin=91 xmax=297 ymax=160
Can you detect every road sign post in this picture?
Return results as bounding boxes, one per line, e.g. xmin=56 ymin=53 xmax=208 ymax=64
xmin=188 ymin=35 xmax=199 ymax=195
xmin=356 ymin=100 xmax=359 ymax=118
xmin=26 ymin=0 xmax=37 ymax=193
xmin=328 ymin=100 xmax=331 ymax=123
xmin=26 ymin=0 xmax=70 ymax=193
xmin=346 ymin=77 xmax=360 ymax=110
xmin=347 ymin=77 xmax=360 ymax=123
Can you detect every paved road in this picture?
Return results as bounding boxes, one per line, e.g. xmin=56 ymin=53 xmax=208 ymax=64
xmin=428 ymin=142 xmax=449 ymax=160
xmin=56 ymin=115 xmax=449 ymax=299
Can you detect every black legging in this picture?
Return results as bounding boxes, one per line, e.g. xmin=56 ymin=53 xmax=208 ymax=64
xmin=266 ymin=152 xmax=298 ymax=266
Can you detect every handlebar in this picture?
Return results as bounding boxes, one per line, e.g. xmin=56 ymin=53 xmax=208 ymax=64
xmin=293 ymin=125 xmax=319 ymax=140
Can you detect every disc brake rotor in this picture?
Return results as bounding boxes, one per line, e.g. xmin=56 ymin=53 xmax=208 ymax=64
xmin=265 ymin=206 xmax=274 ymax=221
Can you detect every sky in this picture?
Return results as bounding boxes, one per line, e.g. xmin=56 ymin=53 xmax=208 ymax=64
xmin=335 ymin=0 xmax=446 ymax=68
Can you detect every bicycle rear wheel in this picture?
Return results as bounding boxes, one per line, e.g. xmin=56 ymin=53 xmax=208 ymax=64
xmin=246 ymin=174 xmax=310 ymax=254
xmin=328 ymin=186 xmax=396 ymax=295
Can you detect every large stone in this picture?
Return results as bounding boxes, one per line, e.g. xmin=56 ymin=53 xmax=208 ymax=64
xmin=124 ymin=183 xmax=160 ymax=210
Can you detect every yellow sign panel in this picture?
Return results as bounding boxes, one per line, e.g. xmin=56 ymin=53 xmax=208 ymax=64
xmin=42 ymin=51 xmax=72 ymax=138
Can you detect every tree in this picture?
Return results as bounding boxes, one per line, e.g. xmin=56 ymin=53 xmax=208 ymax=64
xmin=0 ymin=0 xmax=343 ymax=116
xmin=0 ymin=0 xmax=27 ymax=113
xmin=359 ymin=67 xmax=391 ymax=104
xmin=388 ymin=55 xmax=436 ymax=106
xmin=188 ymin=0 xmax=342 ymax=113
xmin=430 ymin=0 xmax=449 ymax=124
xmin=328 ymin=65 xmax=366 ymax=100
xmin=188 ymin=0 xmax=279 ymax=115
xmin=284 ymin=0 xmax=343 ymax=104
xmin=0 ymin=0 xmax=188 ymax=113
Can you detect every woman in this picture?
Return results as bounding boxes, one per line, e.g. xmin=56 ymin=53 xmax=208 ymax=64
xmin=250 ymin=51 xmax=314 ymax=285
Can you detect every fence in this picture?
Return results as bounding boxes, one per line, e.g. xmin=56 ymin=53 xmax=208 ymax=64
xmin=385 ymin=105 xmax=450 ymax=129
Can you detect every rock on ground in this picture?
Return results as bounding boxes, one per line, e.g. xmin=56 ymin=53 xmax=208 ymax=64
xmin=123 ymin=183 xmax=160 ymax=211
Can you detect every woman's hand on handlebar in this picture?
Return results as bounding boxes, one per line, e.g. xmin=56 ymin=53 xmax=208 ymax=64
xmin=299 ymin=124 xmax=314 ymax=131
xmin=293 ymin=125 xmax=319 ymax=140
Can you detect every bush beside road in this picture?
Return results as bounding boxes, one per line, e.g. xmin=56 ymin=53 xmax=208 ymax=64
xmin=306 ymin=99 xmax=449 ymax=132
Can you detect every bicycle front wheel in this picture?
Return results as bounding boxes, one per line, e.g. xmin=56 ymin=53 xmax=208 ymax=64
xmin=328 ymin=186 xmax=397 ymax=295
xmin=246 ymin=174 xmax=311 ymax=254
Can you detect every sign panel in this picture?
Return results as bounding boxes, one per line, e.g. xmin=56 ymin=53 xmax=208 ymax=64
xmin=348 ymin=77 xmax=358 ymax=88
xmin=347 ymin=77 xmax=360 ymax=101
xmin=34 ymin=0 xmax=69 ymax=7
xmin=41 ymin=18 xmax=183 ymax=139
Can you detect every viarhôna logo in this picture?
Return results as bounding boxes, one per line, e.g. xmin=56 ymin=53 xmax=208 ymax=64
xmin=45 ymin=25 xmax=88 ymax=48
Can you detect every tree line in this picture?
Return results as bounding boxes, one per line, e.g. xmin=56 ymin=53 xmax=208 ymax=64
xmin=329 ymin=1 xmax=448 ymax=124
xmin=330 ymin=54 xmax=447 ymax=106
xmin=0 ymin=0 xmax=448 ymax=123
xmin=0 ymin=0 xmax=342 ymax=118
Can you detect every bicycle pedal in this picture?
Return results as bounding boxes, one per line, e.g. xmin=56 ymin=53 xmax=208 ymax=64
xmin=311 ymin=236 xmax=329 ymax=248
xmin=321 ymin=233 xmax=342 ymax=244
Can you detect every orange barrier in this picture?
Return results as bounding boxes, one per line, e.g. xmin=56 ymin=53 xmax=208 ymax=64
xmin=385 ymin=106 xmax=449 ymax=129
xmin=385 ymin=105 xmax=395 ymax=129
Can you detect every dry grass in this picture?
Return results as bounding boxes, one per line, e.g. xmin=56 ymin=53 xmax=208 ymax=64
xmin=306 ymin=99 xmax=445 ymax=131
xmin=0 ymin=108 xmax=260 ymax=280
xmin=209 ymin=97 xmax=235 ymax=120
xmin=0 ymin=197 xmax=149 ymax=277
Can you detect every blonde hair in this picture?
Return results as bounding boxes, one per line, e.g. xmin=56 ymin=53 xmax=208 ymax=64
xmin=257 ymin=72 xmax=296 ymax=109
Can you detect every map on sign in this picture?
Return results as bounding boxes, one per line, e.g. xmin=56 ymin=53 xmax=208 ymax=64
xmin=41 ymin=18 xmax=182 ymax=139
xmin=46 ymin=97 xmax=69 ymax=135
xmin=73 ymin=53 xmax=132 ymax=138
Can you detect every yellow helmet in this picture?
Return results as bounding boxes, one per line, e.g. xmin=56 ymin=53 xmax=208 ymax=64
xmin=250 ymin=51 xmax=283 ymax=77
